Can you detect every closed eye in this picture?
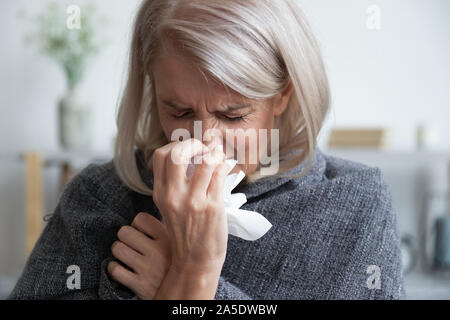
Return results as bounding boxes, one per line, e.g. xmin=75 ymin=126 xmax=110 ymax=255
xmin=221 ymin=115 xmax=244 ymax=122
xmin=172 ymin=112 xmax=193 ymax=119
xmin=171 ymin=113 xmax=246 ymax=122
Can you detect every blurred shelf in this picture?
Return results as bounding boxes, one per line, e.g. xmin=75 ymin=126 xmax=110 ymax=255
xmin=324 ymin=148 xmax=450 ymax=159
xmin=0 ymin=276 xmax=17 ymax=300
xmin=404 ymin=271 xmax=450 ymax=299
xmin=0 ymin=149 xmax=113 ymax=167
xmin=323 ymin=148 xmax=450 ymax=171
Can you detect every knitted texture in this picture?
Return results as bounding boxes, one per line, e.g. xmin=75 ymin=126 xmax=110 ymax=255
xmin=8 ymin=147 xmax=405 ymax=299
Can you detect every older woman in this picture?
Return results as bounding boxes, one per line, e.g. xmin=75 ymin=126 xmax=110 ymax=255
xmin=9 ymin=0 xmax=404 ymax=300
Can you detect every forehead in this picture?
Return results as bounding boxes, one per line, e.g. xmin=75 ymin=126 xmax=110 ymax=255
xmin=152 ymin=54 xmax=246 ymax=105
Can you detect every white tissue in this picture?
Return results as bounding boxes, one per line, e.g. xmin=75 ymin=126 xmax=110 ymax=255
xmin=186 ymin=147 xmax=272 ymax=241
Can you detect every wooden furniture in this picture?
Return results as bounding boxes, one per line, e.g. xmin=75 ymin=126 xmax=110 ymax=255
xmin=21 ymin=150 xmax=112 ymax=257
xmin=24 ymin=153 xmax=44 ymax=256
xmin=328 ymin=128 xmax=390 ymax=149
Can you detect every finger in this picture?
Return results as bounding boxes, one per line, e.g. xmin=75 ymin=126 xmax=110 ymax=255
xmin=167 ymin=138 xmax=208 ymax=186
xmin=111 ymin=240 xmax=145 ymax=273
xmin=117 ymin=225 xmax=154 ymax=255
xmin=189 ymin=144 xmax=225 ymax=199
xmin=152 ymin=141 xmax=179 ymax=191
xmin=207 ymin=160 xmax=231 ymax=202
xmin=132 ymin=212 xmax=167 ymax=241
xmin=107 ymin=260 xmax=140 ymax=290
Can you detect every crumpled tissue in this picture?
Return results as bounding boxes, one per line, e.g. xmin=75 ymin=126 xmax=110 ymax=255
xmin=186 ymin=146 xmax=272 ymax=241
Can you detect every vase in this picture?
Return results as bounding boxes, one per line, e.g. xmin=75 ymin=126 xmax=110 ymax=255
xmin=434 ymin=216 xmax=450 ymax=270
xmin=58 ymin=86 xmax=93 ymax=151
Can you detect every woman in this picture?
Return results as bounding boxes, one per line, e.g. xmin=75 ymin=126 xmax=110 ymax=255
xmin=9 ymin=0 xmax=405 ymax=299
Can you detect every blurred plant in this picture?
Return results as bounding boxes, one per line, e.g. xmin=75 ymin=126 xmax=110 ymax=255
xmin=19 ymin=1 xmax=108 ymax=91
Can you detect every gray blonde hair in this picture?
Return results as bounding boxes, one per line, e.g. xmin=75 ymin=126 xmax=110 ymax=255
xmin=114 ymin=0 xmax=330 ymax=196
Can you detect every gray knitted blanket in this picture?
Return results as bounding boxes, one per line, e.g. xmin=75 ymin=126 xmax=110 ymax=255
xmin=8 ymin=147 xmax=405 ymax=299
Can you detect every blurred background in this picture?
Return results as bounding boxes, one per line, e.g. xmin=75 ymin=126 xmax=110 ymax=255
xmin=0 ymin=0 xmax=449 ymax=299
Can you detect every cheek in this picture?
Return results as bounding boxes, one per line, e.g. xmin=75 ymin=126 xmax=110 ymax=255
xmin=246 ymin=106 xmax=275 ymax=131
xmin=240 ymin=113 xmax=275 ymax=161
xmin=158 ymin=113 xmax=188 ymax=141
xmin=158 ymin=113 xmax=173 ymax=139
xmin=258 ymin=111 xmax=275 ymax=130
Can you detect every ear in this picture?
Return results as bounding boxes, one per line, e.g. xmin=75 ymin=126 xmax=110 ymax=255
xmin=273 ymin=81 xmax=294 ymax=117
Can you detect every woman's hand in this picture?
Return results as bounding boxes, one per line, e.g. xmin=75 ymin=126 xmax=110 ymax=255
xmin=152 ymin=138 xmax=230 ymax=298
xmin=107 ymin=212 xmax=171 ymax=300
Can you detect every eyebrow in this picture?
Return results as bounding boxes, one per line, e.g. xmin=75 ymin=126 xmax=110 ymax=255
xmin=162 ymin=100 xmax=251 ymax=112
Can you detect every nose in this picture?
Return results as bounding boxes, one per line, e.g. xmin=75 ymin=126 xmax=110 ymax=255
xmin=201 ymin=118 xmax=224 ymax=150
xmin=201 ymin=120 xmax=237 ymax=160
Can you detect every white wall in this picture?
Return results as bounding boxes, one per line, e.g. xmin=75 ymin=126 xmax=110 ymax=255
xmin=299 ymin=0 xmax=450 ymax=151
xmin=0 ymin=0 xmax=142 ymax=277
xmin=0 ymin=0 xmax=449 ymax=277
